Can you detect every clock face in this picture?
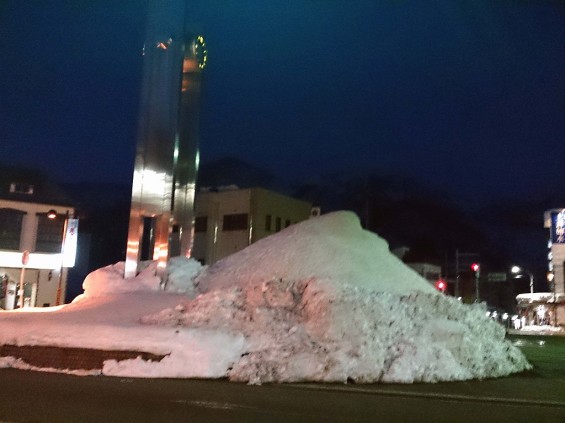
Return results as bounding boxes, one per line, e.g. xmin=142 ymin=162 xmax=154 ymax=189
xmin=193 ymin=35 xmax=208 ymax=69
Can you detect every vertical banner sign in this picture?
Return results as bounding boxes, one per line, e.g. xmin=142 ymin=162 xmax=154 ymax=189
xmin=63 ymin=218 xmax=79 ymax=267
xmin=21 ymin=250 xmax=29 ymax=266
xmin=551 ymin=210 xmax=565 ymax=244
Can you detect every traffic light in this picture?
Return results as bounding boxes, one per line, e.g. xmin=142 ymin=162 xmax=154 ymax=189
xmin=471 ymin=263 xmax=481 ymax=302
xmin=435 ymin=279 xmax=447 ymax=293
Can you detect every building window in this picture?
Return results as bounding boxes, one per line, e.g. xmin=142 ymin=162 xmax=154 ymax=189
xmin=285 ymin=219 xmax=291 ymax=228
xmin=223 ymin=213 xmax=248 ymax=231
xmin=265 ymin=214 xmax=272 ymax=231
xmin=0 ymin=208 xmax=25 ymax=250
xmin=9 ymin=183 xmax=34 ymax=195
xmin=35 ymin=214 xmax=64 ymax=253
xmin=275 ymin=217 xmax=281 ymax=232
xmin=194 ymin=216 xmax=208 ymax=233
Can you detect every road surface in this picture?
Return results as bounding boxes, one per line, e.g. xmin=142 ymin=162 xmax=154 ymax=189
xmin=0 ymin=334 xmax=563 ymax=422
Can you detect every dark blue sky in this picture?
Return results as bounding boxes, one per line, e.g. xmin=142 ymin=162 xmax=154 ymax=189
xmin=1 ymin=0 xmax=564 ymax=204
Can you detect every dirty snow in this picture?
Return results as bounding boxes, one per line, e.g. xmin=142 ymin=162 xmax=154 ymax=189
xmin=0 ymin=211 xmax=531 ymax=383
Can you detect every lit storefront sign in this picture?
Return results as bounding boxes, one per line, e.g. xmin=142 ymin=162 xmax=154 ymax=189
xmin=62 ymin=218 xmax=79 ymax=267
xmin=0 ymin=218 xmax=78 ymax=270
xmin=0 ymin=251 xmax=61 ymax=270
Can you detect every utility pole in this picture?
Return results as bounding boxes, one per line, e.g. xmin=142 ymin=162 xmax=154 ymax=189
xmin=18 ymin=250 xmax=29 ymax=308
xmin=455 ymin=249 xmax=480 ymax=301
xmin=455 ymin=249 xmax=459 ymax=298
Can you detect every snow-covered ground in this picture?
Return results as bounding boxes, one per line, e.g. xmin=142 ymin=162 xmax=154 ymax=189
xmin=518 ymin=325 xmax=565 ymax=335
xmin=0 ymin=211 xmax=531 ymax=383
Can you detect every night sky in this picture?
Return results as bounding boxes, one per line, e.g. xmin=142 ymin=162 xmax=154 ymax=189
xmin=1 ymin=0 xmax=564 ymax=205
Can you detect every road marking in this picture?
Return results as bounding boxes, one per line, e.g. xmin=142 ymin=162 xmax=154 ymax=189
xmin=290 ymin=384 xmax=565 ymax=408
xmin=172 ymin=399 xmax=258 ymax=411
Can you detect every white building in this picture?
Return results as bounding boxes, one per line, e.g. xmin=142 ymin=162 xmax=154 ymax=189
xmin=0 ymin=167 xmax=76 ymax=309
xmin=515 ymin=210 xmax=565 ymax=327
xmin=192 ymin=187 xmax=312 ymax=265
xmin=545 ymin=209 xmax=565 ymax=296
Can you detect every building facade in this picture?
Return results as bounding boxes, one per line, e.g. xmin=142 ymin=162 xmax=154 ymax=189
xmin=0 ymin=167 xmax=76 ymax=309
xmin=192 ymin=188 xmax=312 ymax=265
xmin=514 ymin=209 xmax=565 ymax=327
xmin=546 ymin=209 xmax=565 ymax=296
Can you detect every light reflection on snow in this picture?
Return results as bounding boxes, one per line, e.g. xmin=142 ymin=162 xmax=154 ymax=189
xmin=12 ymin=305 xmax=65 ymax=313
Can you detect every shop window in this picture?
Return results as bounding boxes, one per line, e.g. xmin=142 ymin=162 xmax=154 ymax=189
xmin=0 ymin=208 xmax=25 ymax=250
xmin=194 ymin=216 xmax=208 ymax=233
xmin=35 ymin=214 xmax=64 ymax=253
xmin=223 ymin=213 xmax=248 ymax=231
xmin=265 ymin=214 xmax=272 ymax=231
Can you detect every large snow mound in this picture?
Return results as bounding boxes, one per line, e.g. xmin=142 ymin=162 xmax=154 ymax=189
xmin=135 ymin=211 xmax=529 ymax=383
xmin=141 ymin=279 xmax=530 ymax=384
xmin=0 ymin=210 xmax=531 ymax=384
xmin=195 ymin=211 xmax=437 ymax=295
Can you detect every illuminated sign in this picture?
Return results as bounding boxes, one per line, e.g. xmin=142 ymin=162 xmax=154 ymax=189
xmin=62 ymin=218 xmax=79 ymax=268
xmin=550 ymin=210 xmax=565 ymax=244
xmin=0 ymin=252 xmax=61 ymax=270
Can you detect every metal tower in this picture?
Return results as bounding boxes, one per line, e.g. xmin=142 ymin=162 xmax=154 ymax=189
xmin=125 ymin=0 xmax=206 ymax=279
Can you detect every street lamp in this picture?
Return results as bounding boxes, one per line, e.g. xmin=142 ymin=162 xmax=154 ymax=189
xmin=511 ymin=265 xmax=534 ymax=294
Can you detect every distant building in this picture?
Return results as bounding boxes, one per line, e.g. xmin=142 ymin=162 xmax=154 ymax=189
xmin=0 ymin=167 xmax=76 ymax=308
xmin=512 ymin=210 xmax=565 ymax=328
xmin=192 ymin=187 xmax=312 ymax=264
xmin=516 ymin=209 xmax=565 ymax=327
xmin=406 ymin=262 xmax=442 ymax=286
xmin=545 ymin=209 xmax=565 ymax=297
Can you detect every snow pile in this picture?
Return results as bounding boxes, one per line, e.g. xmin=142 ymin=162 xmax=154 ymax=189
xmin=140 ymin=276 xmax=528 ymax=384
xmin=102 ymin=329 xmax=246 ymax=379
xmin=165 ymin=256 xmax=205 ymax=294
xmin=195 ymin=211 xmax=436 ymax=295
xmin=79 ymin=256 xmax=204 ymax=299
xmin=0 ymin=211 xmax=531 ymax=383
xmin=81 ymin=261 xmax=161 ymax=297
xmin=136 ymin=211 xmax=529 ymax=383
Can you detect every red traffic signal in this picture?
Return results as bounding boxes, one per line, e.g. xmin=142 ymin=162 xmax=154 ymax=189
xmin=435 ymin=279 xmax=447 ymax=293
xmin=471 ymin=263 xmax=480 ymax=272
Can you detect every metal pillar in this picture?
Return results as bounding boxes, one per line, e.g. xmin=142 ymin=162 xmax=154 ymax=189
xmin=125 ymin=0 xmax=206 ymax=279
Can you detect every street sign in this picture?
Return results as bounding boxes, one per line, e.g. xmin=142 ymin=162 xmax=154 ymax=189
xmin=487 ymin=272 xmax=507 ymax=282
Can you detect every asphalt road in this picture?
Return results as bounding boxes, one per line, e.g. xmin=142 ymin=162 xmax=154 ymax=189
xmin=0 ymin=335 xmax=564 ymax=423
